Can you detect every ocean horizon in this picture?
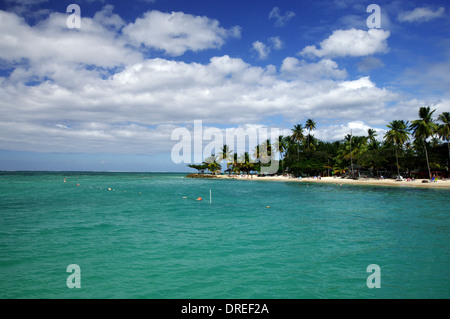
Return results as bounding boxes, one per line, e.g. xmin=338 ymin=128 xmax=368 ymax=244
xmin=0 ymin=171 xmax=449 ymax=298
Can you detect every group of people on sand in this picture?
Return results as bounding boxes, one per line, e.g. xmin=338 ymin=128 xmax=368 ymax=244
xmin=305 ymin=174 xmax=321 ymax=180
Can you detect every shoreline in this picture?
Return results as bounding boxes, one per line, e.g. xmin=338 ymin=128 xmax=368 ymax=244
xmin=188 ymin=174 xmax=450 ymax=189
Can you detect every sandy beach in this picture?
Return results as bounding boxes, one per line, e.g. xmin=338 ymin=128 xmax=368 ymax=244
xmin=209 ymin=174 xmax=450 ymax=189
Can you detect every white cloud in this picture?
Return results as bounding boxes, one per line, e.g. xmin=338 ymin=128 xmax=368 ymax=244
xmin=268 ymin=36 xmax=283 ymax=50
xmin=122 ymin=10 xmax=241 ymax=56
xmin=93 ymin=4 xmax=125 ymax=30
xmin=398 ymin=7 xmax=445 ymax=23
xmin=0 ymin=8 xmax=412 ymax=156
xmin=280 ymin=57 xmax=347 ymax=80
xmin=251 ymin=41 xmax=270 ymax=59
xmin=0 ymin=51 xmax=399 ymax=154
xmin=300 ymin=28 xmax=390 ymax=58
xmin=251 ymin=37 xmax=283 ymax=60
xmin=268 ymin=7 xmax=295 ymax=27
xmin=0 ymin=10 xmax=141 ymax=68
xmin=315 ymin=121 xmax=386 ymax=142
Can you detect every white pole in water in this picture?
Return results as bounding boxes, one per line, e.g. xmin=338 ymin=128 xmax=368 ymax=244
xmin=210 ymin=189 xmax=212 ymax=204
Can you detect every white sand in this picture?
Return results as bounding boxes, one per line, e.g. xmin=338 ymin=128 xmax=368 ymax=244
xmin=212 ymin=174 xmax=450 ymax=189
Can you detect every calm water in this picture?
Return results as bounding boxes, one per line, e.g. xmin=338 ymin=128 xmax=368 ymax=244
xmin=0 ymin=172 xmax=448 ymax=298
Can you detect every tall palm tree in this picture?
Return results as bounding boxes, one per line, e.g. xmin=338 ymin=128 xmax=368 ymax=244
xmin=339 ymin=135 xmax=368 ymax=177
xmin=218 ymin=144 xmax=233 ymax=163
xmin=259 ymin=139 xmax=272 ymax=163
xmin=218 ymin=144 xmax=233 ymax=174
xmin=367 ymin=128 xmax=380 ymax=151
xmin=238 ymin=152 xmax=253 ymax=175
xmin=231 ymin=152 xmax=239 ymax=175
xmin=384 ymin=120 xmax=410 ymax=178
xmin=437 ymin=112 xmax=450 ymax=166
xmin=275 ymin=135 xmax=287 ymax=171
xmin=367 ymin=128 xmax=377 ymax=143
xmin=410 ymin=106 xmax=438 ymax=179
xmin=252 ymin=144 xmax=261 ymax=164
xmin=291 ymin=124 xmax=305 ymax=161
xmin=305 ymin=118 xmax=317 ymax=151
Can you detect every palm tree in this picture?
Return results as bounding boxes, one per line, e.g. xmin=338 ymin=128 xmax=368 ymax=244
xmin=259 ymin=139 xmax=272 ymax=164
xmin=204 ymin=154 xmax=221 ymax=174
xmin=218 ymin=144 xmax=233 ymax=163
xmin=238 ymin=152 xmax=254 ymax=175
xmin=338 ymin=134 xmax=368 ymax=177
xmin=207 ymin=161 xmax=222 ymax=175
xmin=367 ymin=129 xmax=377 ymax=143
xmin=275 ymin=135 xmax=287 ymax=171
xmin=291 ymin=124 xmax=305 ymax=161
xmin=367 ymin=130 xmax=380 ymax=151
xmin=231 ymin=152 xmax=240 ymax=175
xmin=305 ymin=118 xmax=317 ymax=151
xmin=384 ymin=120 xmax=410 ymax=178
xmin=252 ymin=144 xmax=261 ymax=164
xmin=218 ymin=144 xmax=233 ymax=174
xmin=410 ymin=106 xmax=438 ymax=179
xmin=437 ymin=112 xmax=450 ymax=166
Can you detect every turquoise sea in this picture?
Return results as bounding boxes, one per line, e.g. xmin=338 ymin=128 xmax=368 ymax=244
xmin=0 ymin=172 xmax=448 ymax=299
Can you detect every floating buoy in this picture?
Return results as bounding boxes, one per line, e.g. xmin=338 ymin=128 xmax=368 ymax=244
xmin=266 ymin=206 xmax=271 ymax=208
xmin=196 ymin=197 xmax=202 ymax=201
xmin=108 ymin=188 xmax=112 ymax=191
xmin=182 ymin=196 xmax=187 ymax=199
xmin=76 ymin=183 xmax=80 ymax=186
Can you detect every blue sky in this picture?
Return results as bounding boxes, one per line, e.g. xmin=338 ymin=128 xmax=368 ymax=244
xmin=0 ymin=0 xmax=449 ymax=171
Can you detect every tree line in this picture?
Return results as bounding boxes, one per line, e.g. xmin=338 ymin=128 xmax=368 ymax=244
xmin=188 ymin=107 xmax=450 ymax=179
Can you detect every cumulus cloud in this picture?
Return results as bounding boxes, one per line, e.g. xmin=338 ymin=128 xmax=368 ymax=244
xmin=251 ymin=41 xmax=270 ymax=59
xmin=280 ymin=57 xmax=347 ymax=80
xmin=0 ymin=10 xmax=141 ymax=68
xmin=0 ymin=8 xmax=405 ymax=156
xmin=0 ymin=53 xmax=398 ymax=154
xmin=93 ymin=4 xmax=125 ymax=30
xmin=251 ymin=37 xmax=283 ymax=59
xmin=300 ymin=28 xmax=390 ymax=58
xmin=315 ymin=121 xmax=386 ymax=142
xmin=398 ymin=7 xmax=445 ymax=23
xmin=268 ymin=7 xmax=295 ymax=27
xmin=122 ymin=10 xmax=241 ymax=56
xmin=268 ymin=36 xmax=283 ymax=50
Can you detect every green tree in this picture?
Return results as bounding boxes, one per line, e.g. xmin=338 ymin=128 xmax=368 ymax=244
xmin=437 ymin=112 xmax=450 ymax=167
xmin=367 ymin=129 xmax=377 ymax=144
xmin=410 ymin=106 xmax=438 ymax=179
xmin=259 ymin=139 xmax=273 ymax=165
xmin=188 ymin=163 xmax=208 ymax=174
xmin=237 ymin=152 xmax=254 ymax=175
xmin=338 ymin=135 xmax=368 ymax=177
xmin=275 ymin=135 xmax=288 ymax=172
xmin=217 ymin=144 xmax=233 ymax=163
xmin=291 ymin=124 xmax=305 ymax=161
xmin=384 ymin=120 xmax=410 ymax=178
xmin=218 ymin=144 xmax=233 ymax=175
xmin=204 ymin=154 xmax=222 ymax=175
xmin=305 ymin=118 xmax=317 ymax=151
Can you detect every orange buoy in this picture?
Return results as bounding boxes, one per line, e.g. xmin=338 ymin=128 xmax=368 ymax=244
xmin=196 ymin=197 xmax=202 ymax=201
